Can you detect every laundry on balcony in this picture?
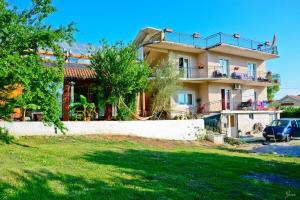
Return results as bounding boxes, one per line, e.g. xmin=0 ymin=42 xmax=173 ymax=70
xmin=231 ymin=72 xmax=248 ymax=80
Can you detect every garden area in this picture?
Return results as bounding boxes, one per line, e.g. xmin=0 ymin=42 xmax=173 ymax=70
xmin=0 ymin=135 xmax=299 ymax=200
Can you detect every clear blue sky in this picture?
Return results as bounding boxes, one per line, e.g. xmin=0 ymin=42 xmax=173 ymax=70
xmin=10 ymin=0 xmax=300 ymax=99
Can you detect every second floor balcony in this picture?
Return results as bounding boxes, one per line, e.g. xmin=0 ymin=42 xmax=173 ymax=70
xmin=177 ymin=66 xmax=279 ymax=86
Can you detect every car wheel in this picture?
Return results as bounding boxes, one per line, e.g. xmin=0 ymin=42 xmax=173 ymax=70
xmin=286 ymin=134 xmax=291 ymax=142
xmin=265 ymin=137 xmax=270 ymax=142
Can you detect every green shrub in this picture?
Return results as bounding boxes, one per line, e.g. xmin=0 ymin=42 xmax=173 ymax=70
xmin=0 ymin=127 xmax=14 ymax=144
xmin=224 ymin=137 xmax=242 ymax=145
xmin=280 ymin=106 xmax=300 ymax=118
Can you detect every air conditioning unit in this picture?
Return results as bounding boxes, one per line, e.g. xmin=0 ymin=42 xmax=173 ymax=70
xmin=234 ymin=83 xmax=241 ymax=90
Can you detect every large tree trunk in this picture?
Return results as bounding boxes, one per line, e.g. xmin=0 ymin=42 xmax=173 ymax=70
xmin=104 ymin=104 xmax=112 ymax=120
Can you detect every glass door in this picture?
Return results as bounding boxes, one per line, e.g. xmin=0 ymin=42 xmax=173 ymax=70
xmin=179 ymin=57 xmax=189 ymax=78
xmin=221 ymin=89 xmax=231 ymax=110
xmin=219 ymin=59 xmax=229 ymax=77
xmin=248 ymin=63 xmax=257 ymax=80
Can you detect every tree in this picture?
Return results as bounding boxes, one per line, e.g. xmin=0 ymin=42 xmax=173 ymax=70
xmin=0 ymin=0 xmax=75 ymax=131
xmin=90 ymin=41 xmax=151 ymax=120
xmin=267 ymin=73 xmax=280 ymax=101
xmin=150 ymin=60 xmax=181 ymax=119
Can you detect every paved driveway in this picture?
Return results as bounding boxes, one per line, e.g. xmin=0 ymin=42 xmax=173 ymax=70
xmin=241 ymin=140 xmax=300 ymax=157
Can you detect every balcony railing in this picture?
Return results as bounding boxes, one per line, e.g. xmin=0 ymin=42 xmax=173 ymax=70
xmin=164 ymin=32 xmax=278 ymax=55
xmin=171 ymin=99 xmax=272 ymax=119
xmin=176 ymin=66 xmax=279 ymax=84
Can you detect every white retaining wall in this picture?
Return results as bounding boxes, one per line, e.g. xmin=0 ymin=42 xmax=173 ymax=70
xmin=0 ymin=119 xmax=204 ymax=141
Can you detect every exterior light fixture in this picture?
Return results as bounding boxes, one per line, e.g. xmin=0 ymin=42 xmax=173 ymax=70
xmin=163 ymin=28 xmax=173 ymax=33
xmin=233 ymin=33 xmax=240 ymax=38
xmin=193 ymin=33 xmax=200 ymax=38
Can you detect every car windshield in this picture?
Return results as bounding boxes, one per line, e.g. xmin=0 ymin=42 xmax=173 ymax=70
xmin=270 ymin=120 xmax=289 ymax=127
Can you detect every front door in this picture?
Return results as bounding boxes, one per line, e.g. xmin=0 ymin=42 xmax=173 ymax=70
xmin=229 ymin=114 xmax=238 ymax=137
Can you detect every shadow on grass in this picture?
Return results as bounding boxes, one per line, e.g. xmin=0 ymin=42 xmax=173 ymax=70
xmin=1 ymin=149 xmax=300 ymax=199
xmin=82 ymin=149 xmax=300 ymax=199
xmin=0 ymin=169 xmax=158 ymax=200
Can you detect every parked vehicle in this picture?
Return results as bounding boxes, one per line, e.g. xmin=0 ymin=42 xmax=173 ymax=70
xmin=263 ymin=118 xmax=300 ymax=142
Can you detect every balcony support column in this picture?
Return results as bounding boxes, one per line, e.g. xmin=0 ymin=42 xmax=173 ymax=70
xmin=63 ymin=80 xmax=71 ymax=121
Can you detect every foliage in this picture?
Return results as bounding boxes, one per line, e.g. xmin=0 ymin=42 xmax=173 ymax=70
xmin=70 ymin=95 xmax=97 ymax=121
xmin=116 ymin=96 xmax=136 ymax=121
xmin=224 ymin=137 xmax=243 ymax=145
xmin=280 ymin=106 xmax=300 ymax=118
xmin=90 ymin=40 xmax=151 ymax=120
xmin=0 ymin=127 xmax=14 ymax=144
xmin=0 ymin=136 xmax=300 ymax=199
xmin=267 ymin=73 xmax=280 ymax=100
xmin=150 ymin=60 xmax=181 ymax=119
xmin=21 ymin=103 xmax=40 ymax=121
xmin=0 ymin=0 xmax=75 ymax=131
xmin=268 ymin=101 xmax=281 ymax=109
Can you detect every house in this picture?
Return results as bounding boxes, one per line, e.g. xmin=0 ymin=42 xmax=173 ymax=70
xmin=279 ymin=95 xmax=300 ymax=106
xmin=134 ymin=27 xmax=281 ymax=137
xmin=41 ymin=43 xmax=101 ymax=121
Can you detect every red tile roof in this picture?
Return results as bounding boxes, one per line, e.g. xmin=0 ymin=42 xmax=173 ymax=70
xmin=63 ymin=63 xmax=96 ymax=80
xmin=290 ymin=95 xmax=300 ymax=100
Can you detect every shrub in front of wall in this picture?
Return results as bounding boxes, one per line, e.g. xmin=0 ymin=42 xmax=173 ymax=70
xmin=0 ymin=127 xmax=15 ymax=144
xmin=280 ymin=106 xmax=300 ymax=118
xmin=224 ymin=137 xmax=242 ymax=145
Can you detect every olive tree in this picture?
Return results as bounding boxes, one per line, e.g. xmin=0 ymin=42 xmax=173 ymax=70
xmin=150 ymin=60 xmax=181 ymax=119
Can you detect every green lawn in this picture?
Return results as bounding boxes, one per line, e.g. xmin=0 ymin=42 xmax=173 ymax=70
xmin=0 ymin=135 xmax=299 ymax=200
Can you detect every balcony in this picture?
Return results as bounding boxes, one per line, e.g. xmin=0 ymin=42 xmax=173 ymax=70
xmin=163 ymin=31 xmax=278 ymax=59
xmin=177 ymin=67 xmax=279 ymax=86
xmin=205 ymin=33 xmax=278 ymax=55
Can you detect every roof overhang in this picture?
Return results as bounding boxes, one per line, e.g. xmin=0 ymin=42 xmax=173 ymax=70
xmin=134 ymin=27 xmax=162 ymax=46
xmin=208 ymin=44 xmax=279 ymax=60
xmin=146 ymin=41 xmax=205 ymax=54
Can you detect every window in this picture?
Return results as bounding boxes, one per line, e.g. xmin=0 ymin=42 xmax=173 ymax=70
xmin=296 ymin=120 xmax=300 ymax=128
xmin=219 ymin=59 xmax=229 ymax=77
xmin=270 ymin=120 xmax=289 ymax=127
xmin=177 ymin=92 xmax=193 ymax=106
xmin=248 ymin=63 xmax=257 ymax=79
xmin=249 ymin=113 xmax=254 ymax=119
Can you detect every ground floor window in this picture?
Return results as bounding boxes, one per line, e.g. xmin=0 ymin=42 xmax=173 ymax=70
xmin=177 ymin=92 xmax=193 ymax=106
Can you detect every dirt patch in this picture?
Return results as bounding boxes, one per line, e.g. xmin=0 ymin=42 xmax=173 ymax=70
xmin=95 ymin=134 xmax=219 ymax=149
xmin=244 ymin=173 xmax=300 ymax=188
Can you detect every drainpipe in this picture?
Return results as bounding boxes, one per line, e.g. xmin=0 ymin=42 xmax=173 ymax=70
xmin=142 ymin=91 xmax=146 ymax=117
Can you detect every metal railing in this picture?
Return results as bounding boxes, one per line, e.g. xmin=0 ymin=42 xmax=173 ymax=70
xmin=172 ymin=66 xmax=279 ymax=83
xmin=187 ymin=99 xmax=271 ymax=114
xmin=164 ymin=31 xmax=278 ymax=55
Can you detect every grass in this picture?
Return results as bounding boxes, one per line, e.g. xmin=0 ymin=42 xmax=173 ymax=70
xmin=0 ymin=135 xmax=299 ymax=200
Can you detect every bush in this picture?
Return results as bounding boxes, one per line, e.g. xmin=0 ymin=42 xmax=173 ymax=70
xmin=0 ymin=127 xmax=14 ymax=144
xmin=195 ymin=128 xmax=206 ymax=140
xmin=224 ymin=137 xmax=242 ymax=145
xmin=280 ymin=106 xmax=300 ymax=118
